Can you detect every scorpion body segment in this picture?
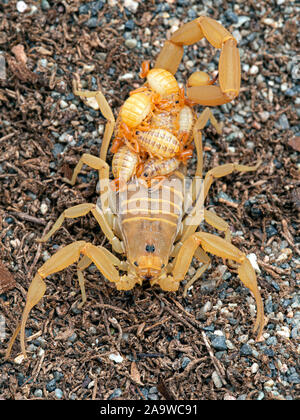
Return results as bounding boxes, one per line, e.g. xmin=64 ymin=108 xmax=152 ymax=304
xmin=117 ymin=174 xmax=184 ymax=280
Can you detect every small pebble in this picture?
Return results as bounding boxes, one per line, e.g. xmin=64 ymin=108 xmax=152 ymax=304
xmin=40 ymin=202 xmax=48 ymax=215
xmin=181 ymin=356 xmax=191 ymax=369
xmin=251 ymin=363 xmax=259 ymax=374
xmin=54 ymin=388 xmax=63 ymax=399
xmin=46 ymin=379 xmax=57 ymax=392
xmin=250 ymin=65 xmax=259 ymax=75
xmin=41 ymin=0 xmax=50 ymax=11
xmin=124 ymin=0 xmax=139 ymax=13
xmin=212 ymin=371 xmax=223 ymax=389
xmin=257 ymin=391 xmax=265 ymax=400
xmin=109 ymin=388 xmax=122 ymax=399
xmin=14 ymin=354 xmax=25 ymax=364
xmin=278 ymin=113 xmax=290 ymax=130
xmin=125 ymin=38 xmax=137 ymax=49
xmin=240 ymin=343 xmax=253 ymax=356
xmin=109 ymin=353 xmax=123 ymax=363
xmin=16 ymin=1 xmax=28 ymax=13
xmin=276 ymin=326 xmax=290 ymax=339
xmin=211 ymin=335 xmax=227 ymax=351
xmin=224 ymin=394 xmax=236 ymax=400
xmin=59 ymin=100 xmax=68 ymax=109
xmin=119 ymin=72 xmax=134 ymax=81
xmin=258 ymin=111 xmax=270 ymax=122
xmin=34 ymin=389 xmax=43 ymax=398
xmin=247 ymin=253 xmax=261 ymax=274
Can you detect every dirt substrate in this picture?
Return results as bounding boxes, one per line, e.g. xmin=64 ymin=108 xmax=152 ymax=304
xmin=0 ymin=0 xmax=299 ymax=400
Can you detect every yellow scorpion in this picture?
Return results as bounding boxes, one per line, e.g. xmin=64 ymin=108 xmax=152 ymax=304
xmin=6 ymin=17 xmax=264 ymax=359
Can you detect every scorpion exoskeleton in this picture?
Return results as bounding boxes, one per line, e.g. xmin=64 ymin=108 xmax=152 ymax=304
xmin=6 ymin=16 xmax=264 ymax=359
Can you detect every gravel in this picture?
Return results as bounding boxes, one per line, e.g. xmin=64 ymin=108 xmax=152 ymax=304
xmin=0 ymin=0 xmax=299 ymax=401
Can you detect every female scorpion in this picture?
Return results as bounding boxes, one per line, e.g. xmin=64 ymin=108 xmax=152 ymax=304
xmin=6 ymin=16 xmax=264 ymax=358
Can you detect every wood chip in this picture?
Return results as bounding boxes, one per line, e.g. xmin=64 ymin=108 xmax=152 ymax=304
xmin=0 ymin=261 xmax=16 ymax=294
xmin=130 ymin=361 xmax=144 ymax=386
xmin=288 ymin=136 xmax=300 ymax=152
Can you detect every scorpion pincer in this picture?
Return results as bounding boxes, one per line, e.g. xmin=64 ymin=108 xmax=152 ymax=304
xmin=6 ymin=16 xmax=264 ymax=359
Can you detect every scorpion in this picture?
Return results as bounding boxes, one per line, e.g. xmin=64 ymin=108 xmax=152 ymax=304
xmin=6 ymin=16 xmax=264 ymax=359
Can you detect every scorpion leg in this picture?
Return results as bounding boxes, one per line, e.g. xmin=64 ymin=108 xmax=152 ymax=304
xmin=173 ymin=232 xmax=264 ymax=340
xmin=182 ymin=247 xmax=211 ymax=297
xmin=179 ymin=106 xmax=223 ymax=242
xmin=203 ymin=161 xmax=261 ymax=200
xmin=155 ymin=17 xmax=240 ymax=105
xmin=73 ymin=79 xmax=115 ymax=162
xmin=193 ymin=107 xmax=222 ymax=189
xmin=62 ymin=153 xmax=124 ymax=251
xmin=180 ymin=161 xmax=260 ymax=251
xmin=77 ymin=255 xmax=92 ymax=308
xmin=77 ymin=249 xmax=128 ymax=308
xmin=38 ymin=202 xmax=124 ymax=254
xmin=63 ymin=153 xmax=109 ymax=187
xmin=204 ymin=209 xmax=231 ymax=242
xmin=7 ymin=241 xmax=127 ymax=357
xmin=203 ymin=208 xmax=236 ymax=268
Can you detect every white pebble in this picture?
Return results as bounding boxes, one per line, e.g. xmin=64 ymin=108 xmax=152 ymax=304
xmin=277 ymin=359 xmax=288 ymax=373
xmin=59 ymin=132 xmax=74 ymax=143
xmin=14 ymin=354 xmax=25 ymax=364
xmin=125 ymin=39 xmax=137 ymax=49
xmin=109 ymin=353 xmax=124 ymax=363
xmin=249 ymin=304 xmax=257 ymax=318
xmin=119 ymin=73 xmax=134 ymax=81
xmin=238 ymin=334 xmax=249 ymax=343
xmin=17 ymin=1 xmax=28 ymax=13
xmin=276 ymin=326 xmax=290 ymax=339
xmin=40 ymin=202 xmax=48 ymax=215
xmin=212 ymin=371 xmax=223 ymax=389
xmin=59 ymin=99 xmax=68 ymax=109
xmin=186 ymin=60 xmax=194 ymax=69
xmin=88 ymin=380 xmax=95 ymax=389
xmin=224 ymin=394 xmax=236 ymax=400
xmin=201 ymin=301 xmax=212 ymax=313
xmin=263 ymin=18 xmax=278 ymax=29
xmin=10 ymin=238 xmax=21 ymax=249
xmin=251 ymin=363 xmax=259 ymax=374
xmin=249 ymin=65 xmax=259 ymax=75
xmin=124 ymin=0 xmax=139 ymax=13
xmin=235 ymin=16 xmax=250 ymax=28
xmin=264 ymin=379 xmax=274 ymax=388
xmin=247 ymin=253 xmax=261 ymax=274
xmin=258 ymin=111 xmax=270 ymax=122
xmin=38 ymin=348 xmax=45 ymax=357
xmin=42 ymin=250 xmax=51 ymax=262
xmin=225 ymin=339 xmax=235 ymax=350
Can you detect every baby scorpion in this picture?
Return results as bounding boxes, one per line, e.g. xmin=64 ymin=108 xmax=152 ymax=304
xmin=6 ymin=16 xmax=265 ymax=358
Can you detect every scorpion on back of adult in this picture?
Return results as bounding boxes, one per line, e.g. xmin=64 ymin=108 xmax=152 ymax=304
xmin=6 ymin=16 xmax=265 ymax=359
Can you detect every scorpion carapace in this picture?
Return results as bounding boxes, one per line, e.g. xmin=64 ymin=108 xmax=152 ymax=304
xmin=6 ymin=16 xmax=265 ymax=360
